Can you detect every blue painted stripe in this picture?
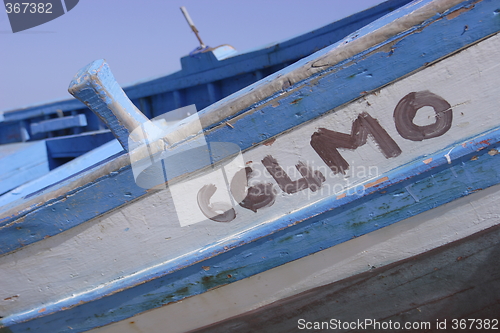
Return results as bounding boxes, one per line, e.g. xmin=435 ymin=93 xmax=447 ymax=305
xmin=2 ymin=123 xmax=500 ymax=333
xmin=128 ymin=0 xmax=413 ymax=98
xmin=1 ymin=0 xmax=498 ymax=248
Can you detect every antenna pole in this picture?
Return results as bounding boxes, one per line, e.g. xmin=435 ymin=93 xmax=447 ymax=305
xmin=180 ymin=6 xmax=206 ymax=48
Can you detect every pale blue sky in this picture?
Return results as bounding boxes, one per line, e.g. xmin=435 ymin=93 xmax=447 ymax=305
xmin=0 ymin=0 xmax=385 ymax=112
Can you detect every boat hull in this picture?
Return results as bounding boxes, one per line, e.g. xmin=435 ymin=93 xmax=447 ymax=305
xmin=1 ymin=1 xmax=500 ymax=332
xmin=90 ymin=185 xmax=500 ymax=332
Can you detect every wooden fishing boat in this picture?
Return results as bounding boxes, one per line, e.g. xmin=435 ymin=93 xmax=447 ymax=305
xmin=1 ymin=0 xmax=500 ymax=332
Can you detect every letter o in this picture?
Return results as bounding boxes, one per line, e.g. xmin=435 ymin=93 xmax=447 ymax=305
xmin=393 ymin=90 xmax=452 ymax=141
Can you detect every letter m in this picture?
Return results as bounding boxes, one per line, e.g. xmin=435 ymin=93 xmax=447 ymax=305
xmin=310 ymin=112 xmax=401 ymax=174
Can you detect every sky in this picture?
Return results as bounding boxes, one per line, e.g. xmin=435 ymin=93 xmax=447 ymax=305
xmin=0 ymin=0 xmax=386 ymax=112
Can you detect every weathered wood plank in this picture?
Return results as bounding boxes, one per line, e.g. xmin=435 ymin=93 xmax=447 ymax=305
xmin=0 ymin=138 xmax=123 ymax=210
xmin=74 ymin=184 xmax=500 ymax=333
xmin=45 ymin=130 xmax=116 ymax=159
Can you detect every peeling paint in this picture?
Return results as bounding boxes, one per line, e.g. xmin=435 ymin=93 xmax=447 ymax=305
xmin=262 ymin=138 xmax=276 ymax=146
xmin=337 ymin=193 xmax=347 ymax=200
xmin=364 ymin=177 xmax=389 ymax=189
xmin=488 ymin=148 xmax=499 ymax=156
xmin=446 ymin=3 xmax=475 ymax=20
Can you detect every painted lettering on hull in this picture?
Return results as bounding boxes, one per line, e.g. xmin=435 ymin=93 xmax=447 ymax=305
xmin=262 ymin=156 xmax=326 ymax=194
xmin=394 ymin=90 xmax=453 ymax=141
xmin=197 ymin=90 xmax=452 ymax=223
xmin=310 ymin=112 xmax=402 ymax=174
xmin=231 ymin=167 xmax=276 ymax=213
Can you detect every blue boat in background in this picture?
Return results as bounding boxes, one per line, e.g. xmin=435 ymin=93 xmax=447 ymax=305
xmin=0 ymin=0 xmax=409 ymax=197
xmin=1 ymin=0 xmax=499 ymax=332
